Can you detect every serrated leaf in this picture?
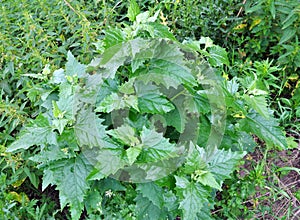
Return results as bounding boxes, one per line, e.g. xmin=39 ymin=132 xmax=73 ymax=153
xmin=136 ymin=182 xmax=164 ymax=208
xmin=240 ymin=111 xmax=287 ymax=149
xmin=244 ymin=95 xmax=270 ymax=118
xmin=108 ymin=124 xmax=140 ymax=146
xmin=175 ymin=176 xmax=209 ymax=220
xmin=7 ymin=115 xmax=57 ymax=152
xmin=47 ymin=154 xmax=92 ymax=220
xmin=127 ymin=0 xmax=140 ymax=22
xmin=74 ymin=107 xmax=107 ymax=148
xmin=208 ymin=45 xmax=229 ymax=66
xmin=65 ymin=51 xmax=86 ymax=78
xmin=103 ymin=28 xmax=126 ymax=48
xmin=126 ymin=145 xmax=142 ymax=165
xmin=138 ymin=127 xmax=177 ymax=163
xmin=194 ymin=171 xmax=222 ymax=190
xmin=137 ymin=59 xmax=196 ymax=89
xmin=135 ymin=194 xmax=167 ymax=220
xmin=95 ymin=93 xmax=139 ymax=113
xmin=138 ymin=93 xmax=174 ymax=114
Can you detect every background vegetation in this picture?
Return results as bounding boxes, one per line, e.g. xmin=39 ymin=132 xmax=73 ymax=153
xmin=1 ymin=0 xmax=299 ymax=219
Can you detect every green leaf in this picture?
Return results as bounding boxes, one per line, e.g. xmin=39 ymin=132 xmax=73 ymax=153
xmin=127 ymin=0 xmax=140 ymax=22
xmin=138 ymin=93 xmax=174 ymax=114
xmin=208 ymin=45 xmax=229 ymax=66
xmin=136 ymin=182 xmax=164 ymax=208
xmin=175 ymin=176 xmax=209 ymax=220
xmin=137 ymin=59 xmax=196 ymax=89
xmin=207 ymin=148 xmax=245 ymax=184
xmin=279 ymin=28 xmax=296 ymax=44
xmin=193 ymin=171 xmax=222 ymax=190
xmin=244 ymin=95 xmax=270 ymax=118
xmin=65 ymin=51 xmax=86 ymax=78
xmin=135 ymin=194 xmax=167 ymax=220
xmin=108 ymin=124 xmax=140 ymax=146
xmin=138 ymin=127 xmax=177 ymax=163
xmin=95 ymin=93 xmax=139 ymax=113
xmin=44 ymin=154 xmax=92 ymax=220
xmin=126 ymin=145 xmax=142 ymax=165
xmin=240 ymin=111 xmax=287 ymax=149
xmin=74 ymin=107 xmax=107 ymax=148
xmin=7 ymin=115 xmax=57 ymax=152
xmin=103 ymin=28 xmax=126 ymax=48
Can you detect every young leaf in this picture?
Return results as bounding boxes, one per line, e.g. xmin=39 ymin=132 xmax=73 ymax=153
xmin=65 ymin=51 xmax=86 ymax=78
xmin=108 ymin=124 xmax=140 ymax=146
xmin=127 ymin=0 xmax=140 ymax=22
xmin=208 ymin=45 xmax=229 ymax=66
xmin=138 ymin=93 xmax=175 ymax=114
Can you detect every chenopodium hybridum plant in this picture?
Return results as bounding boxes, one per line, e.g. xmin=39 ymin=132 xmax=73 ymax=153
xmin=7 ymin=10 xmax=287 ymax=220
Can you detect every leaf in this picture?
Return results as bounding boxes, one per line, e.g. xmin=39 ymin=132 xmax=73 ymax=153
xmin=65 ymin=51 xmax=86 ymax=78
xmin=136 ymin=182 xmax=164 ymax=208
xmin=193 ymin=171 xmax=222 ymax=190
xmin=279 ymin=28 xmax=296 ymax=44
xmin=108 ymin=124 xmax=140 ymax=146
xmin=126 ymin=145 xmax=142 ymax=165
xmin=138 ymin=93 xmax=174 ymax=114
xmin=127 ymin=0 xmax=140 ymax=22
xmin=95 ymin=92 xmax=139 ymax=113
xmin=137 ymin=59 xmax=196 ymax=89
xmin=74 ymin=107 xmax=108 ymax=148
xmin=135 ymin=194 xmax=167 ymax=220
xmin=44 ymin=154 xmax=92 ymax=220
xmin=207 ymin=149 xmax=246 ymax=184
xmin=7 ymin=114 xmax=57 ymax=152
xmin=103 ymin=28 xmax=126 ymax=48
xmin=138 ymin=127 xmax=177 ymax=163
xmin=244 ymin=95 xmax=270 ymax=118
xmin=135 ymin=80 xmax=177 ymax=118
xmin=175 ymin=176 xmax=209 ymax=220
xmin=240 ymin=110 xmax=287 ymax=149
xmin=208 ymin=45 xmax=229 ymax=66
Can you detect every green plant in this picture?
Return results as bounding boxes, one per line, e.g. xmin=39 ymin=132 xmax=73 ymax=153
xmin=5 ymin=4 xmax=288 ymax=219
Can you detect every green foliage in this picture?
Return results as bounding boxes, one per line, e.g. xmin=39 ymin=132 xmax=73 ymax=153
xmin=5 ymin=6 xmax=288 ymax=218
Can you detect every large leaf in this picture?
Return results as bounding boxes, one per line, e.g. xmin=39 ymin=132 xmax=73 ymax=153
xmin=136 ymin=182 xmax=164 ymax=208
xmin=244 ymin=94 xmax=270 ymax=118
xmin=137 ymin=59 xmax=197 ymax=89
xmin=135 ymin=194 xmax=167 ymax=220
xmin=43 ymin=154 xmax=92 ymax=220
xmin=175 ymin=176 xmax=210 ymax=220
xmin=138 ymin=127 xmax=177 ymax=163
xmin=138 ymin=93 xmax=174 ymax=114
xmin=7 ymin=114 xmax=57 ymax=152
xmin=74 ymin=107 xmax=108 ymax=148
xmin=240 ymin=110 xmax=287 ymax=149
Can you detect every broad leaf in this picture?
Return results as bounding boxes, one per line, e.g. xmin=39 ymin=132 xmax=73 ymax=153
xmin=7 ymin=114 xmax=57 ymax=152
xmin=240 ymin=110 xmax=287 ymax=149
xmin=43 ymin=154 xmax=92 ymax=220
xmin=65 ymin=51 xmax=86 ymax=78
xmin=74 ymin=107 xmax=107 ymax=148
xmin=244 ymin=94 xmax=270 ymax=118
xmin=175 ymin=176 xmax=210 ymax=220
xmin=138 ymin=127 xmax=177 ymax=163
xmin=136 ymin=182 xmax=164 ymax=208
